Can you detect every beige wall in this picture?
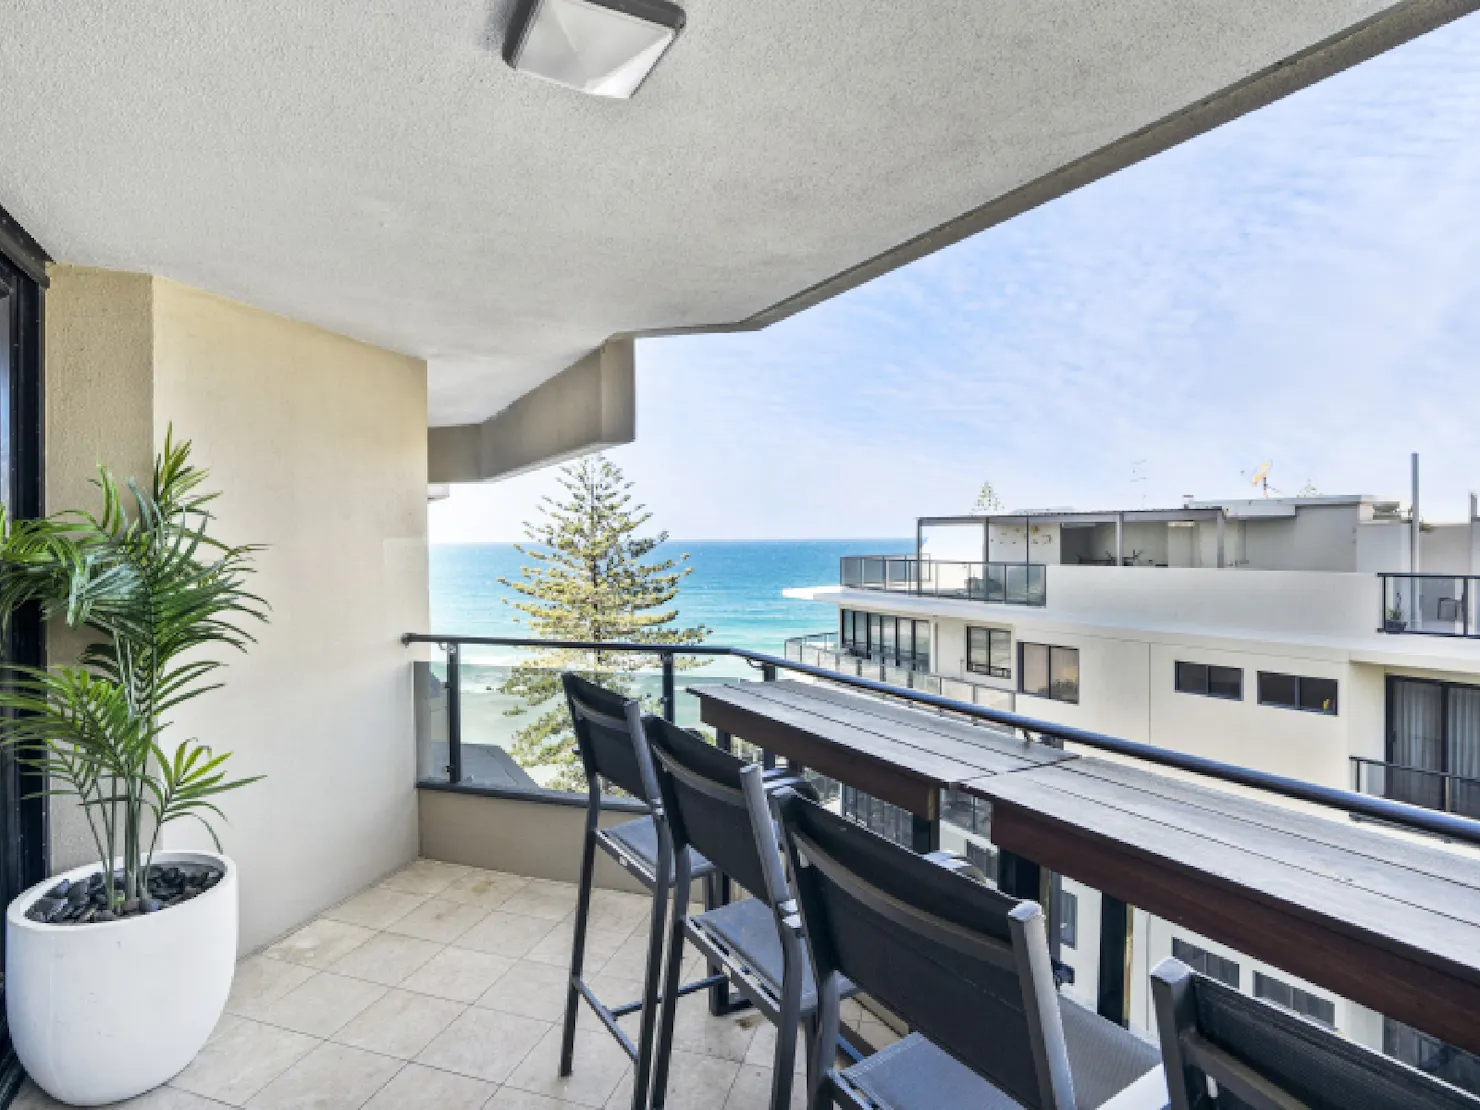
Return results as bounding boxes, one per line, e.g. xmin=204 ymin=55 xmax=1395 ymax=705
xmin=419 ymin=790 xmax=647 ymax=896
xmin=45 ymin=268 xmax=430 ymax=951
xmin=44 ymin=267 xmax=157 ymax=871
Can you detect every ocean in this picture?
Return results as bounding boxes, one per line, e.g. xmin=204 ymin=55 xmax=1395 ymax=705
xmin=428 ymin=539 xmax=907 ymax=766
xmin=429 ymin=539 xmax=909 ymax=655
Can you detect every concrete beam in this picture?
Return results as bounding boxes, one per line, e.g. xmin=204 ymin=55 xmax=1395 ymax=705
xmin=428 ymin=338 xmax=635 ymax=483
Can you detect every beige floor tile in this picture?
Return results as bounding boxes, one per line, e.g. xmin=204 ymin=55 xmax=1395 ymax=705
xmin=608 ymin=1047 xmax=739 ymax=1110
xmin=386 ymin=898 xmax=491 ymax=944
xmin=503 ymin=1022 xmax=632 ymax=1109
xmin=416 ymin=1007 xmax=552 ymax=1084
xmin=485 ymin=1089 xmax=573 ymax=1109
xmin=523 ymin=917 xmax=633 ymax=971
xmin=329 ymin=932 xmax=444 ymax=986
xmin=577 ymin=970 xmax=646 ymax=1025
xmin=14 ymin=1081 xmax=233 ymax=1108
xmin=498 ymin=882 xmax=580 ymax=923
xmin=170 ymin=1014 xmax=319 ymax=1105
xmin=440 ymin=869 xmax=532 ymax=910
xmin=582 ymin=928 xmax=665 ymax=982
xmin=360 ymin=1064 xmax=496 ymax=1110
xmin=322 ymin=886 xmax=428 ymax=931
xmin=723 ymin=1064 xmax=808 ymax=1110
xmin=658 ymin=991 xmax=758 ymax=1063
xmin=227 ymin=956 xmax=319 ymax=1020
xmin=267 ymin=919 xmax=377 ymax=970
xmin=585 ymin=888 xmax=652 ymax=931
xmin=400 ymin=946 xmax=516 ymax=1003
xmin=742 ymin=1020 xmax=806 ymax=1074
xmin=474 ymin=959 xmax=571 ymax=1022
xmin=257 ymin=972 xmax=388 ymax=1037
xmin=333 ymin=989 xmax=467 ymax=1059
xmin=244 ymin=1041 xmax=401 ymax=1110
xmin=380 ymin=859 xmax=470 ymax=897
xmin=456 ymin=911 xmax=560 ymax=959
xmin=855 ymin=1014 xmax=902 ymax=1050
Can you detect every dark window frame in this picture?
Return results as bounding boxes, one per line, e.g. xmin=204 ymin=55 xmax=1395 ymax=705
xmin=1174 ymin=661 xmax=1243 ymax=701
xmin=1019 ymin=642 xmax=1080 ymax=705
xmin=1172 ymin=938 xmax=1240 ymax=989
xmin=1253 ymin=971 xmax=1336 ymax=1027
xmin=1257 ymin=671 xmax=1338 ymax=715
xmin=966 ymin=626 xmax=1011 ymax=679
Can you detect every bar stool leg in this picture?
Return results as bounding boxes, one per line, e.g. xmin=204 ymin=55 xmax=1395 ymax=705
xmin=629 ymin=837 xmax=672 ymax=1110
xmin=561 ymin=799 xmax=601 ymax=1077
xmin=650 ymin=854 xmax=693 ymax=1110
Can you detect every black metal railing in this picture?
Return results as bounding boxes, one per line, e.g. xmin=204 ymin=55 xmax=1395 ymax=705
xmin=1352 ymin=757 xmax=1480 ymax=821
xmin=402 ymin=633 xmax=1480 ymax=849
xmin=404 ymin=632 xmax=1480 ymax=1048
xmin=1378 ymin=573 xmax=1480 ymax=638
xmin=840 ymin=555 xmax=1047 ymax=606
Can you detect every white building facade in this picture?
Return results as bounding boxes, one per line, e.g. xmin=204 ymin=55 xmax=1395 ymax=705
xmin=786 ymin=494 xmax=1480 ymax=1085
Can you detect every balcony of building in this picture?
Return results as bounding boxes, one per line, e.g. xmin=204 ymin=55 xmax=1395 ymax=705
xmin=1379 ymin=574 xmax=1480 ymax=638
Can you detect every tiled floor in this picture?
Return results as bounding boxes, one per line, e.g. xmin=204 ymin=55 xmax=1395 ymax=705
xmin=17 ymin=859 xmax=899 ymax=1110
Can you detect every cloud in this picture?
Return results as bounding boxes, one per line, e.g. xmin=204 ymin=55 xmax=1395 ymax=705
xmin=433 ymin=15 xmax=1480 ymax=542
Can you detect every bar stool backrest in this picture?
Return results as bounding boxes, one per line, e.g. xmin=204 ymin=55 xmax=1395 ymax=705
xmin=776 ymin=791 xmax=1074 ymax=1110
xmin=1151 ymin=958 xmax=1480 ymax=1110
xmin=562 ymin=673 xmax=661 ymax=807
xmin=642 ymin=716 xmax=786 ymax=907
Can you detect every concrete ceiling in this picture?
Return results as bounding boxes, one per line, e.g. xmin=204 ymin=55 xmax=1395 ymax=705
xmin=0 ymin=1 xmax=1467 ymax=427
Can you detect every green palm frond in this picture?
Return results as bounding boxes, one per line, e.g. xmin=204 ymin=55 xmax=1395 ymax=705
xmin=0 ymin=426 xmax=267 ymax=903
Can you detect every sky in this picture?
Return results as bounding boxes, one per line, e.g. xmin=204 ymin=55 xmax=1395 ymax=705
xmin=432 ymin=14 xmax=1480 ymax=544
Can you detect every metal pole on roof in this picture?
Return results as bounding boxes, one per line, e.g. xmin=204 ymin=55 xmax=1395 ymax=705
xmin=1411 ymin=453 xmax=1421 ymax=574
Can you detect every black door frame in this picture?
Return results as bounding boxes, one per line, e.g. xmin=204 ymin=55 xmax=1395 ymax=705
xmin=0 ymin=203 xmax=49 ymax=1105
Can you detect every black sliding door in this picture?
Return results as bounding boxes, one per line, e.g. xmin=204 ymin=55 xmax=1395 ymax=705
xmin=0 ymin=222 xmax=48 ymax=1101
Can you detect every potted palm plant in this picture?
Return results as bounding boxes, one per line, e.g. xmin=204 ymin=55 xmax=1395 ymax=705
xmin=0 ymin=432 xmax=264 ymax=1106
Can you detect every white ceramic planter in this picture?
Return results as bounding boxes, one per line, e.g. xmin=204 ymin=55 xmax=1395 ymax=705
xmin=6 ymin=851 xmax=238 ymax=1107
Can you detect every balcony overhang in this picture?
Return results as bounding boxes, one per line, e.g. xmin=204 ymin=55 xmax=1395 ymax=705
xmin=1 ymin=1 xmax=1473 ymax=470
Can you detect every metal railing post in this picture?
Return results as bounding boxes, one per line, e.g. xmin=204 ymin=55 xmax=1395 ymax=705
xmin=445 ymin=642 xmax=463 ymax=785
xmin=661 ymin=652 xmax=676 ymax=723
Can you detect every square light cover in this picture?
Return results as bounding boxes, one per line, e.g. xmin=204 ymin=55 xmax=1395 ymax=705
xmin=505 ymin=0 xmax=686 ymax=99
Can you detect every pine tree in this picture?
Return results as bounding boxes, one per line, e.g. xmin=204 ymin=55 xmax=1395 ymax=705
xmin=499 ymin=455 xmax=707 ymax=790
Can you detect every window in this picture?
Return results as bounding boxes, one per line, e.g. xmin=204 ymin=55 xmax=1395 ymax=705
xmin=965 ymin=841 xmax=998 ymax=883
xmin=967 ymin=627 xmax=1011 ymax=678
xmin=1175 ymin=661 xmax=1243 ymax=700
xmin=911 ymin=620 xmax=931 ymax=669
xmin=1021 ymin=643 xmax=1079 ymax=704
xmin=1258 ymin=672 xmax=1338 ymax=715
xmin=868 ymin=614 xmax=883 ymax=660
xmin=1254 ymin=972 xmax=1336 ymax=1027
xmin=1057 ymin=888 xmax=1078 ymax=950
xmin=1385 ymin=1018 xmax=1480 ymax=1094
xmin=1172 ymin=938 xmax=1240 ymax=988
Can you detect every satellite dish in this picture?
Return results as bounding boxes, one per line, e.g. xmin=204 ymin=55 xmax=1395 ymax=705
xmin=1248 ymin=461 xmax=1280 ymax=498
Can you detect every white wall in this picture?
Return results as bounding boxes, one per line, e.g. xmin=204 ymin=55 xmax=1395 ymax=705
xmin=1147 ymin=643 xmax=1352 ymax=787
xmin=1044 ymin=564 xmax=1377 ymax=640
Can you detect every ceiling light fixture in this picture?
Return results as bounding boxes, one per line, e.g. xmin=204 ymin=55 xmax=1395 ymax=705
xmin=504 ymin=0 xmax=685 ymax=99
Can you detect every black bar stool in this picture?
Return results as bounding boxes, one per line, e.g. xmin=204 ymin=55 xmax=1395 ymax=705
xmin=644 ymin=715 xmax=843 ymax=1110
xmin=559 ymin=674 xmax=721 ymax=1110
xmin=1152 ymin=958 xmax=1480 ymax=1109
xmin=776 ymin=787 xmax=1165 ymax=1110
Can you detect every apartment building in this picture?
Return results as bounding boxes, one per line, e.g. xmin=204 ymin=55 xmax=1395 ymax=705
xmin=785 ymin=492 xmax=1480 ymax=1086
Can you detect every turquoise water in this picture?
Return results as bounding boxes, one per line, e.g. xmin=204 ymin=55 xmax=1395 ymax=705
xmin=430 ymin=540 xmax=908 ymax=772
xmin=429 ymin=539 xmax=909 ymax=656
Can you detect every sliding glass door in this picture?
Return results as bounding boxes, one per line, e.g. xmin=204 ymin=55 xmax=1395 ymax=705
xmin=1388 ymin=676 xmax=1480 ymax=819
xmin=0 ymin=244 xmax=46 ymax=1099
